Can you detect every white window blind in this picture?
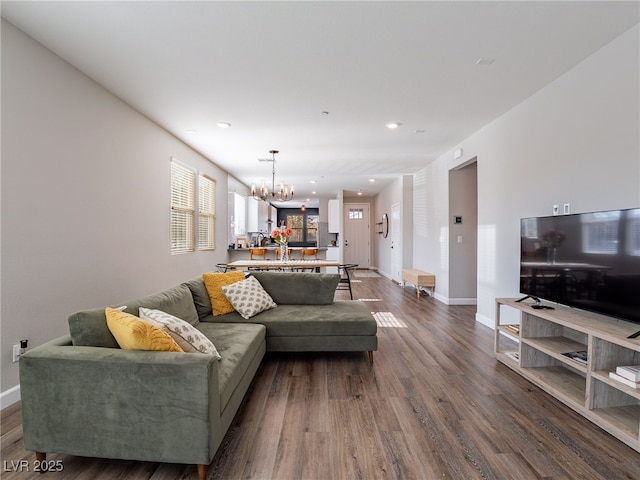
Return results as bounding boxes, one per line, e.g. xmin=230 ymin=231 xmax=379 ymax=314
xmin=170 ymin=158 xmax=195 ymax=254
xmin=198 ymin=174 xmax=216 ymax=250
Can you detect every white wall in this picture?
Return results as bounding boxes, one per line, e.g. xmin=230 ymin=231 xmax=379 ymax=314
xmin=413 ymin=24 xmax=640 ymax=326
xmin=1 ymin=20 xmax=230 ymax=402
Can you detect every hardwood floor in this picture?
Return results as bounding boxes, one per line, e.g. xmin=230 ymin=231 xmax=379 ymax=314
xmin=2 ymin=273 xmax=640 ymax=479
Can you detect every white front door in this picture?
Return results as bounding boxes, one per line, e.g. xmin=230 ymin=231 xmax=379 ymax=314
xmin=343 ymin=203 xmax=370 ymax=268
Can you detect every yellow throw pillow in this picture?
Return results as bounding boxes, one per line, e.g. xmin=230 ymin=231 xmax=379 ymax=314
xmin=203 ymin=271 xmax=246 ymax=316
xmin=105 ymin=307 xmax=183 ymax=352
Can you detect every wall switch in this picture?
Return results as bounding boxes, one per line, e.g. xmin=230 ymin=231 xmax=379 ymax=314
xmin=553 ymin=204 xmax=559 ymax=216
xmin=564 ymin=203 xmax=570 ymax=215
xmin=457 ymin=235 xmax=463 ymax=244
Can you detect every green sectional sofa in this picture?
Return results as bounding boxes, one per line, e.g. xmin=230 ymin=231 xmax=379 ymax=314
xmin=20 ymin=272 xmax=377 ymax=480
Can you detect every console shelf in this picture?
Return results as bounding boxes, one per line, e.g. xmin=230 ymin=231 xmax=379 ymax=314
xmin=495 ymin=298 xmax=640 ymax=453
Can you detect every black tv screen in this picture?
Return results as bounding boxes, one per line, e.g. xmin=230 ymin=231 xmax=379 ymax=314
xmin=520 ymin=207 xmax=640 ymax=324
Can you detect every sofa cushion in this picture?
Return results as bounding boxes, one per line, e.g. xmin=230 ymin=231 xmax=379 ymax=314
xmin=105 ymin=308 xmax=183 ymax=352
xmin=249 ymin=301 xmax=376 ymax=336
xmin=196 ymin=322 xmax=266 ymax=411
xmin=221 ymin=276 xmax=277 ymax=319
xmin=203 ymin=271 xmax=246 ymax=316
xmin=182 ymin=276 xmax=213 ymax=319
xmin=69 ymin=284 xmax=199 ymax=348
xmin=207 ymin=300 xmax=376 ymax=337
xmin=139 ymin=307 xmax=221 ymax=359
xmin=249 ymin=272 xmax=339 ymax=305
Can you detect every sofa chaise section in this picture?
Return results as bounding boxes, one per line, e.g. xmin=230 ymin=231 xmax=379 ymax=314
xmin=183 ymin=271 xmax=378 ymax=359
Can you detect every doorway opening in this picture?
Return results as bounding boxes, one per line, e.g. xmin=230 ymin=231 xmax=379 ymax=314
xmin=448 ymin=160 xmax=478 ymax=304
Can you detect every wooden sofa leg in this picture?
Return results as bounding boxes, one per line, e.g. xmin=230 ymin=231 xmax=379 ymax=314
xmin=35 ymin=453 xmax=46 ymax=474
xmin=368 ymin=351 xmax=374 ymax=365
xmin=197 ymin=464 xmax=207 ymax=480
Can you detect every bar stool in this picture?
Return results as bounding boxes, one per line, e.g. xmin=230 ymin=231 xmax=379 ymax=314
xmin=247 ymin=248 xmax=269 ymax=271
xmin=249 ymin=248 xmax=269 ymax=260
xmin=300 ymin=248 xmax=318 ymax=260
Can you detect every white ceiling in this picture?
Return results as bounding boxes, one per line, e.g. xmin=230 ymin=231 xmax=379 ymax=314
xmin=2 ymin=1 xmax=639 ymax=206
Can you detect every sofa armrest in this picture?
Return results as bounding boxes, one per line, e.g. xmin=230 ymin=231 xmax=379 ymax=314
xmin=20 ymin=335 xmax=221 ymax=465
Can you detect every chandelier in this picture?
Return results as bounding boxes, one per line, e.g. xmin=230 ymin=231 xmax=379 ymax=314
xmin=251 ymin=150 xmax=295 ymax=202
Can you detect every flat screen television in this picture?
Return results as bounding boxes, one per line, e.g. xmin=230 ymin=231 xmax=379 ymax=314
xmin=520 ymin=207 xmax=640 ymax=325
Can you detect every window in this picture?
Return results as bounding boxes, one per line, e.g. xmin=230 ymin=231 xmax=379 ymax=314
xmin=198 ymin=174 xmax=216 ymax=250
xmin=306 ymin=214 xmax=319 ymax=244
xmin=348 ymin=208 xmax=364 ymax=220
xmin=278 ymin=209 xmax=319 ymax=245
xmin=233 ymin=193 xmax=246 ymax=237
xmin=170 ymin=158 xmax=195 ymax=254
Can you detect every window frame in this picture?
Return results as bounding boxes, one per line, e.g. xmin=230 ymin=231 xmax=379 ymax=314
xmin=170 ymin=157 xmax=196 ymax=254
xmin=278 ymin=208 xmax=320 ymax=246
xmin=198 ymin=173 xmax=216 ymax=251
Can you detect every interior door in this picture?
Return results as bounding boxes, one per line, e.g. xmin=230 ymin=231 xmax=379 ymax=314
xmin=343 ymin=203 xmax=370 ymax=268
xmin=391 ymin=203 xmax=401 ymax=282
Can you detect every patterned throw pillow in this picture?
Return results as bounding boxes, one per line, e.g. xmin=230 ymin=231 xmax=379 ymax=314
xmin=105 ymin=307 xmax=183 ymax=352
xmin=221 ymin=276 xmax=277 ymax=319
xmin=202 ymin=271 xmax=246 ymax=316
xmin=139 ymin=307 xmax=221 ymax=360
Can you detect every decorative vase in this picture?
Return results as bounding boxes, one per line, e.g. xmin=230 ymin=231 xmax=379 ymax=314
xmin=280 ymin=243 xmax=289 ymax=263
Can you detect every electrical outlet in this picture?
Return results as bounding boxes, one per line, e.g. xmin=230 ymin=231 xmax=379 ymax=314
xmin=564 ymin=203 xmax=571 ymax=215
xmin=553 ymin=204 xmax=559 ymax=216
xmin=12 ymin=340 xmax=28 ymax=362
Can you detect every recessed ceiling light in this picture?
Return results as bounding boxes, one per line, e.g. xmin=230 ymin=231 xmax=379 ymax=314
xmin=310 ymin=180 xmax=317 ymax=184
xmin=369 ymin=178 xmax=376 ymax=182
xmin=216 ymin=122 xmax=231 ymax=128
xmin=321 ymin=111 xmax=329 ymax=116
xmin=385 ymin=122 xmax=401 ymax=129
xmin=414 ymin=129 xmax=426 ymax=134
xmin=357 ymin=191 xmax=363 ymax=196
xmin=185 ymin=129 xmax=197 ymax=134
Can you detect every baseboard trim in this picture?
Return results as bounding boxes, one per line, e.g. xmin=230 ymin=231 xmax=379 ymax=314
xmin=448 ymin=297 xmax=477 ymax=306
xmin=433 ymin=294 xmax=477 ymax=306
xmin=475 ymin=312 xmax=494 ymax=329
xmin=1 ymin=384 xmax=20 ymax=409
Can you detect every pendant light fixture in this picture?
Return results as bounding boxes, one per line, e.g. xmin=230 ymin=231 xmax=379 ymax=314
xmin=251 ymin=150 xmax=295 ymax=202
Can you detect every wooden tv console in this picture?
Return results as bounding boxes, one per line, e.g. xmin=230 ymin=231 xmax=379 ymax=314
xmin=495 ymin=298 xmax=640 ymax=453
